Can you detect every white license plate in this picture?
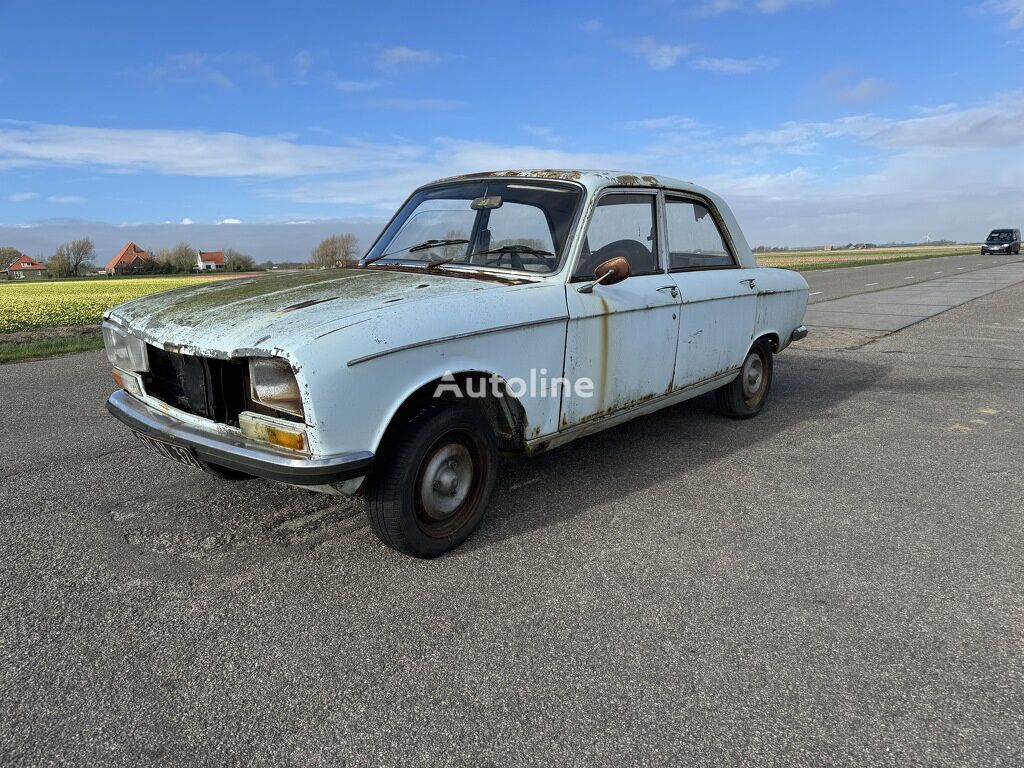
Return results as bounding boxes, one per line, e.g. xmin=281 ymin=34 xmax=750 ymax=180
xmin=131 ymin=430 xmax=202 ymax=470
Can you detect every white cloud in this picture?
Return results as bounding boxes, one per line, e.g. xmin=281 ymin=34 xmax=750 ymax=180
xmin=376 ymin=46 xmax=440 ymax=72
xmin=180 ymin=217 xmax=194 ymax=225
xmin=293 ymin=50 xmax=312 ymax=79
xmin=218 ymin=218 xmax=242 ymax=225
xmin=693 ymin=0 xmax=829 ymax=15
xmin=692 ymin=56 xmax=779 ymax=74
xmin=148 ymin=53 xmax=236 ymax=88
xmin=625 ymin=37 xmax=690 ymax=70
xmin=0 ymin=121 xmax=423 ymax=176
xmin=522 ymin=125 xmax=561 ymax=143
xmin=9 ymin=192 xmax=39 ymax=201
xmin=146 ymin=52 xmax=276 ymax=89
xmin=48 ymin=195 xmax=86 ymax=203
xmin=579 ymin=19 xmax=603 ymax=32
xmin=982 ymin=0 xmax=1024 ymax=29
xmin=625 ymin=115 xmax=700 ymax=131
xmin=739 ymin=98 xmax=1024 ymax=152
xmin=816 ymin=68 xmax=893 ymax=105
xmin=755 ymin=0 xmax=830 ymax=11
xmin=335 ymin=79 xmax=383 ymax=93
xmin=370 ymin=98 xmax=462 ymax=111
xmin=275 ymin=138 xmax=649 ymax=209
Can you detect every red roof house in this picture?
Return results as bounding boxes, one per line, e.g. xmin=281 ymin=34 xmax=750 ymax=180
xmin=105 ymin=242 xmax=157 ymax=275
xmin=197 ymin=250 xmax=225 ymax=270
xmin=2 ymin=254 xmax=48 ymax=280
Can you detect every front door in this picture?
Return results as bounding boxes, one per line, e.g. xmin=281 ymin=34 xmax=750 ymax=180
xmin=561 ymin=191 xmax=681 ymax=427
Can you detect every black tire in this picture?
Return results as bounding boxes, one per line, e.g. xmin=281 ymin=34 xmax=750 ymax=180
xmin=366 ymin=403 xmax=497 ymax=558
xmin=714 ymin=339 xmax=774 ymax=419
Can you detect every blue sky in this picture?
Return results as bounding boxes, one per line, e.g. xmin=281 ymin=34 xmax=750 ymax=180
xmin=2 ymin=0 xmax=1024 ymax=252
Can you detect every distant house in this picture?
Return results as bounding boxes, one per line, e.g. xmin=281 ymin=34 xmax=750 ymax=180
xmin=196 ymin=250 xmax=225 ymax=271
xmin=106 ymin=242 xmax=158 ymax=275
xmin=2 ymin=254 xmax=48 ymax=280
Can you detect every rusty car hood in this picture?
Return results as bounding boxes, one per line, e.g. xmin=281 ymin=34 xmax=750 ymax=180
xmin=105 ymin=268 xmax=522 ymax=357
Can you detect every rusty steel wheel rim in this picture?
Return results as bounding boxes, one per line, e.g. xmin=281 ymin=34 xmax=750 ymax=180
xmin=413 ymin=431 xmax=485 ymax=538
xmin=740 ymin=348 xmax=767 ymax=406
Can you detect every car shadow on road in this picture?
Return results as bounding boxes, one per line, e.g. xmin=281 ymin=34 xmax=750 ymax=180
xmin=462 ymin=351 xmax=888 ymax=553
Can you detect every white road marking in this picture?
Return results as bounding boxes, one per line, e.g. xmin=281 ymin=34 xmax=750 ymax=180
xmin=957 ymin=267 xmax=966 ymax=270
xmin=934 ymin=271 xmax=943 ymax=274
xmin=865 ymin=282 xmax=878 ymax=286
xmin=809 ymin=291 xmax=822 ymax=296
xmin=903 ymin=276 xmax=915 ymax=280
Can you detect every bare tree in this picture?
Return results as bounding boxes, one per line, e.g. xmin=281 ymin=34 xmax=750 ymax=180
xmin=47 ymin=252 xmax=74 ymax=277
xmin=166 ymin=242 xmax=196 ymax=273
xmin=53 ymin=237 xmax=95 ymax=276
xmin=0 ymin=246 xmax=23 ymax=268
xmin=310 ymin=234 xmax=359 ymax=268
xmin=441 ymin=229 xmax=469 ymax=260
xmin=224 ymin=248 xmax=255 ymax=271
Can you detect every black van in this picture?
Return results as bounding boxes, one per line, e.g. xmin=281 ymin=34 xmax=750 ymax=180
xmin=981 ymin=228 xmax=1021 ymax=255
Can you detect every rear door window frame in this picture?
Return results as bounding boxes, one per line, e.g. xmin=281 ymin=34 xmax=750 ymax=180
xmin=662 ymin=193 xmax=740 ymax=273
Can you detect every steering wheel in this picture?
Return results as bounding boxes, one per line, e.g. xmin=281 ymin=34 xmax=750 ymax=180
xmin=577 ymin=239 xmax=651 ymax=278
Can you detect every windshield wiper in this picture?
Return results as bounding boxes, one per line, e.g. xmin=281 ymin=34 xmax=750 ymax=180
xmin=474 ymin=244 xmax=553 ymax=257
xmin=362 ymin=238 xmax=470 ymax=266
xmin=409 ymin=238 xmax=469 ymax=253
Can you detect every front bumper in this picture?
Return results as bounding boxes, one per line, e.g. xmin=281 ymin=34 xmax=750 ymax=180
xmin=106 ymin=390 xmax=373 ymax=486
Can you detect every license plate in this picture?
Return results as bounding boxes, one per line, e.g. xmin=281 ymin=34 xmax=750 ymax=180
xmin=131 ymin=430 xmax=203 ymax=470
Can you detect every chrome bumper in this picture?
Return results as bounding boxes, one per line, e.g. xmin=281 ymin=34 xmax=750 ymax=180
xmin=790 ymin=325 xmax=808 ymax=343
xmin=105 ymin=390 xmax=373 ymax=486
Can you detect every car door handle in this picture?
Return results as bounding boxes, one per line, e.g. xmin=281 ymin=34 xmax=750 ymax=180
xmin=656 ymin=285 xmax=679 ymax=298
xmin=739 ymin=278 xmax=757 ymax=290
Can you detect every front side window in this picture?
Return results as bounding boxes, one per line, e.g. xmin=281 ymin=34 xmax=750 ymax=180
xmin=574 ymin=193 xmax=659 ymax=279
xmin=666 ymin=198 xmax=735 ymax=270
xmin=365 ymin=180 xmax=582 ymax=273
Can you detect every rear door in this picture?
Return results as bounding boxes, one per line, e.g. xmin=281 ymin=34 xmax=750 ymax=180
xmin=665 ymin=195 xmax=758 ymax=389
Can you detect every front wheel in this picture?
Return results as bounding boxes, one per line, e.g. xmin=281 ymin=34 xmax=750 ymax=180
xmin=714 ymin=340 xmax=774 ymax=419
xmin=366 ymin=403 xmax=497 ymax=558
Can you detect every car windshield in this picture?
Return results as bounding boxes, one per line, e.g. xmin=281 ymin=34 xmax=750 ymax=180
xmin=987 ymin=230 xmax=1014 ymax=242
xmin=364 ymin=180 xmax=583 ymax=273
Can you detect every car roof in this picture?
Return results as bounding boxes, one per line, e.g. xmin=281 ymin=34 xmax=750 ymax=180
xmin=432 ymin=169 xmax=709 ymax=196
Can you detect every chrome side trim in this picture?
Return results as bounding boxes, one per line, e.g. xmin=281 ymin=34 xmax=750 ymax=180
xmin=526 ymin=369 xmax=739 ymax=454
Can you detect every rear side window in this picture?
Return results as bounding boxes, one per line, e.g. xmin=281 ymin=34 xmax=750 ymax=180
xmin=665 ymin=198 xmax=735 ymax=270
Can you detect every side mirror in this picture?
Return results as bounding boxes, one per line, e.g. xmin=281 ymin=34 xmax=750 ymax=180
xmin=578 ymin=256 xmax=631 ymax=293
xmin=594 ymin=256 xmax=631 ymax=286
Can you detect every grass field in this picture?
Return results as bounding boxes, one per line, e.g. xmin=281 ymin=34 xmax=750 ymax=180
xmin=0 ymin=336 xmax=105 ymax=364
xmin=0 ymin=274 xmax=235 ymax=334
xmin=756 ymin=245 xmax=979 ymax=270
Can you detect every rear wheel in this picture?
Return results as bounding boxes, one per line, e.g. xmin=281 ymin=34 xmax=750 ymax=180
xmin=714 ymin=340 xmax=774 ymax=419
xmin=366 ymin=403 xmax=497 ymax=558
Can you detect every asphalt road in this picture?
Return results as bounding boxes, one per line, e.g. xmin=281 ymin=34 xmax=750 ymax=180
xmin=2 ymin=266 xmax=1023 ymax=766
xmin=804 ymin=249 xmax=1023 ymax=303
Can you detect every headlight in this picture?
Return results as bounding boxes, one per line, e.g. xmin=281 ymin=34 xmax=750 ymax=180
xmin=102 ymin=322 xmax=149 ymax=372
xmin=249 ymin=358 xmax=304 ymax=418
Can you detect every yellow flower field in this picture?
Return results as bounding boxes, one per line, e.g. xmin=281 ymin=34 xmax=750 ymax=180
xmin=0 ymin=276 xmax=232 ymax=334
